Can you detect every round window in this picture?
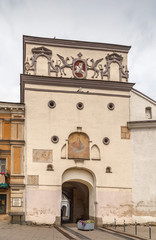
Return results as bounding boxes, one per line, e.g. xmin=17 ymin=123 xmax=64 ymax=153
xmin=51 ymin=135 xmax=59 ymax=143
xmin=48 ymin=100 xmax=56 ymax=109
xmin=103 ymin=137 xmax=110 ymax=145
xmin=76 ymin=102 xmax=84 ymax=110
xmin=107 ymin=102 xmax=115 ymax=110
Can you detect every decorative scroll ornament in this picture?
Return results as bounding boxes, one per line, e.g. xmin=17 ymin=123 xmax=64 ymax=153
xmin=24 ymin=47 xmax=129 ymax=81
xmin=100 ymin=53 xmax=129 ymax=81
xmin=87 ymin=58 xmax=103 ymax=78
xmin=56 ymin=54 xmax=72 ymax=76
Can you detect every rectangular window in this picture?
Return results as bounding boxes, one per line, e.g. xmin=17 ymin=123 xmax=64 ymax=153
xmin=0 ymin=159 xmax=6 ymax=173
xmin=145 ymin=107 xmax=152 ymax=119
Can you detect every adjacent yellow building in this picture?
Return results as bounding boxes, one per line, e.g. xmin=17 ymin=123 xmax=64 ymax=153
xmin=0 ymin=102 xmax=25 ymax=223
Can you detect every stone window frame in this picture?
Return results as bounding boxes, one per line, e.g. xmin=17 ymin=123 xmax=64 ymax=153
xmin=76 ymin=102 xmax=84 ymax=110
xmin=107 ymin=102 xmax=115 ymax=110
xmin=145 ymin=107 xmax=152 ymax=119
xmin=48 ymin=100 xmax=56 ymax=109
xmin=51 ymin=135 xmax=59 ymax=144
xmin=103 ymin=137 xmax=110 ymax=145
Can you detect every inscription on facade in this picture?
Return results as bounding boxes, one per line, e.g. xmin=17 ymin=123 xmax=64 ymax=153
xmin=33 ymin=149 xmax=53 ymax=163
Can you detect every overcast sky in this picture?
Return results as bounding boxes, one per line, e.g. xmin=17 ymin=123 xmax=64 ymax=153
xmin=0 ymin=0 xmax=156 ymax=102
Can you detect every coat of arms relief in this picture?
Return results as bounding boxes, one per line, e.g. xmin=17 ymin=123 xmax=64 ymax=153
xmin=24 ymin=46 xmax=129 ymax=82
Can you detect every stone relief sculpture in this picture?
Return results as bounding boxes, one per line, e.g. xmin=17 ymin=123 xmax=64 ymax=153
xmin=57 ymin=54 xmax=72 ymax=76
xmin=87 ymin=58 xmax=103 ymax=78
xmin=24 ymin=47 xmax=129 ymax=81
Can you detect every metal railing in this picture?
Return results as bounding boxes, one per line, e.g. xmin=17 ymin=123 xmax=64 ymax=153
xmin=114 ymin=219 xmax=152 ymax=239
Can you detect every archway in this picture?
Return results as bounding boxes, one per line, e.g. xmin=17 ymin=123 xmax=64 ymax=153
xmin=61 ymin=168 xmax=95 ymax=223
xmin=62 ymin=181 xmax=89 ymax=223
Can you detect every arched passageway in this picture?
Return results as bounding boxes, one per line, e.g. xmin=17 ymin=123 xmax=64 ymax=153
xmin=62 ymin=181 xmax=89 ymax=223
xmin=61 ymin=168 xmax=96 ymax=224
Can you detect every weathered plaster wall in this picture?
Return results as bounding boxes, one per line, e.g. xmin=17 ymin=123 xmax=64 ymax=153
xmin=24 ymin=82 xmax=132 ymax=224
xmin=131 ymin=128 xmax=156 ymax=223
xmin=26 ymin=187 xmax=61 ymax=224
xmin=97 ymin=188 xmax=132 ymax=224
xmin=130 ymin=91 xmax=156 ymax=223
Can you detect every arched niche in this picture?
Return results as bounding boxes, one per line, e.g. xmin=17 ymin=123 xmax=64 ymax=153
xmin=61 ymin=144 xmax=66 ymax=159
xmin=106 ymin=166 xmax=112 ymax=173
xmin=36 ymin=55 xmax=49 ymax=76
xmin=68 ymin=132 xmax=90 ymax=160
xmin=91 ymin=144 xmax=100 ymax=160
xmin=109 ymin=62 xmax=120 ymax=82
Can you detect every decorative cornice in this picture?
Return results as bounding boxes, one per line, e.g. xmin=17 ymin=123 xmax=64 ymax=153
xmin=20 ymin=74 xmax=135 ymax=103
xmin=0 ymin=103 xmax=25 ymax=113
xmin=0 ymin=140 xmax=25 ymax=145
xmin=0 ymin=150 xmax=11 ymax=155
xmin=131 ymin=88 xmax=156 ymax=105
xmin=9 ymin=184 xmax=25 ymax=187
xmin=24 ymin=88 xmax=130 ymax=99
xmin=0 ymin=118 xmax=24 ymax=122
xmin=10 ymin=175 xmax=25 ymax=179
xmin=23 ymin=35 xmax=131 ymax=53
xmin=128 ymin=120 xmax=156 ymax=129
xmin=24 ymin=48 xmax=129 ymax=81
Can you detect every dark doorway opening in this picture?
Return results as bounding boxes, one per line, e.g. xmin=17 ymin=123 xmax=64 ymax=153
xmin=61 ymin=181 xmax=89 ymax=223
xmin=0 ymin=194 xmax=6 ymax=214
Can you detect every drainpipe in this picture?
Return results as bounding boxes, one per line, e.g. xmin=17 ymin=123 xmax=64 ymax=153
xmin=94 ymin=201 xmax=98 ymax=226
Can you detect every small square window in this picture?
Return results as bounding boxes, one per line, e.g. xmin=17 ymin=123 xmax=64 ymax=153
xmin=145 ymin=107 xmax=152 ymax=119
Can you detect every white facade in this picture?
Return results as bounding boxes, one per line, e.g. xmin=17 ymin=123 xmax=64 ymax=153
xmin=20 ymin=36 xmax=156 ymax=226
xmin=130 ymin=90 xmax=156 ymax=223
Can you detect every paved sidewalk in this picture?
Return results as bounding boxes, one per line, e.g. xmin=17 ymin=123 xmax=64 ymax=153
xmin=0 ymin=221 xmax=68 ymax=240
xmin=107 ymin=225 xmax=156 ymax=240
xmin=1 ymin=221 xmax=156 ymax=240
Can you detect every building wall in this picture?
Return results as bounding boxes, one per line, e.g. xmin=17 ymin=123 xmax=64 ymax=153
xmin=0 ymin=103 xmax=25 ymax=222
xmin=131 ymin=128 xmax=156 ymax=223
xmin=1 ymin=36 xmax=156 ymax=225
xmin=130 ymin=90 xmax=156 ymax=121
xmin=24 ymin=82 xmax=132 ymax=225
xmin=23 ymin=36 xmax=156 ymax=226
xmin=130 ymin=91 xmax=156 ymax=223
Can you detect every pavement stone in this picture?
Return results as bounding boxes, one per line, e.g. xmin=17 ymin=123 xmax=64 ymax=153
xmin=1 ymin=221 xmax=156 ymax=240
xmin=0 ymin=222 xmax=68 ymax=240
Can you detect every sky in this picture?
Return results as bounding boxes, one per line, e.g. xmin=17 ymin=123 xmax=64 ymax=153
xmin=0 ymin=0 xmax=156 ymax=102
